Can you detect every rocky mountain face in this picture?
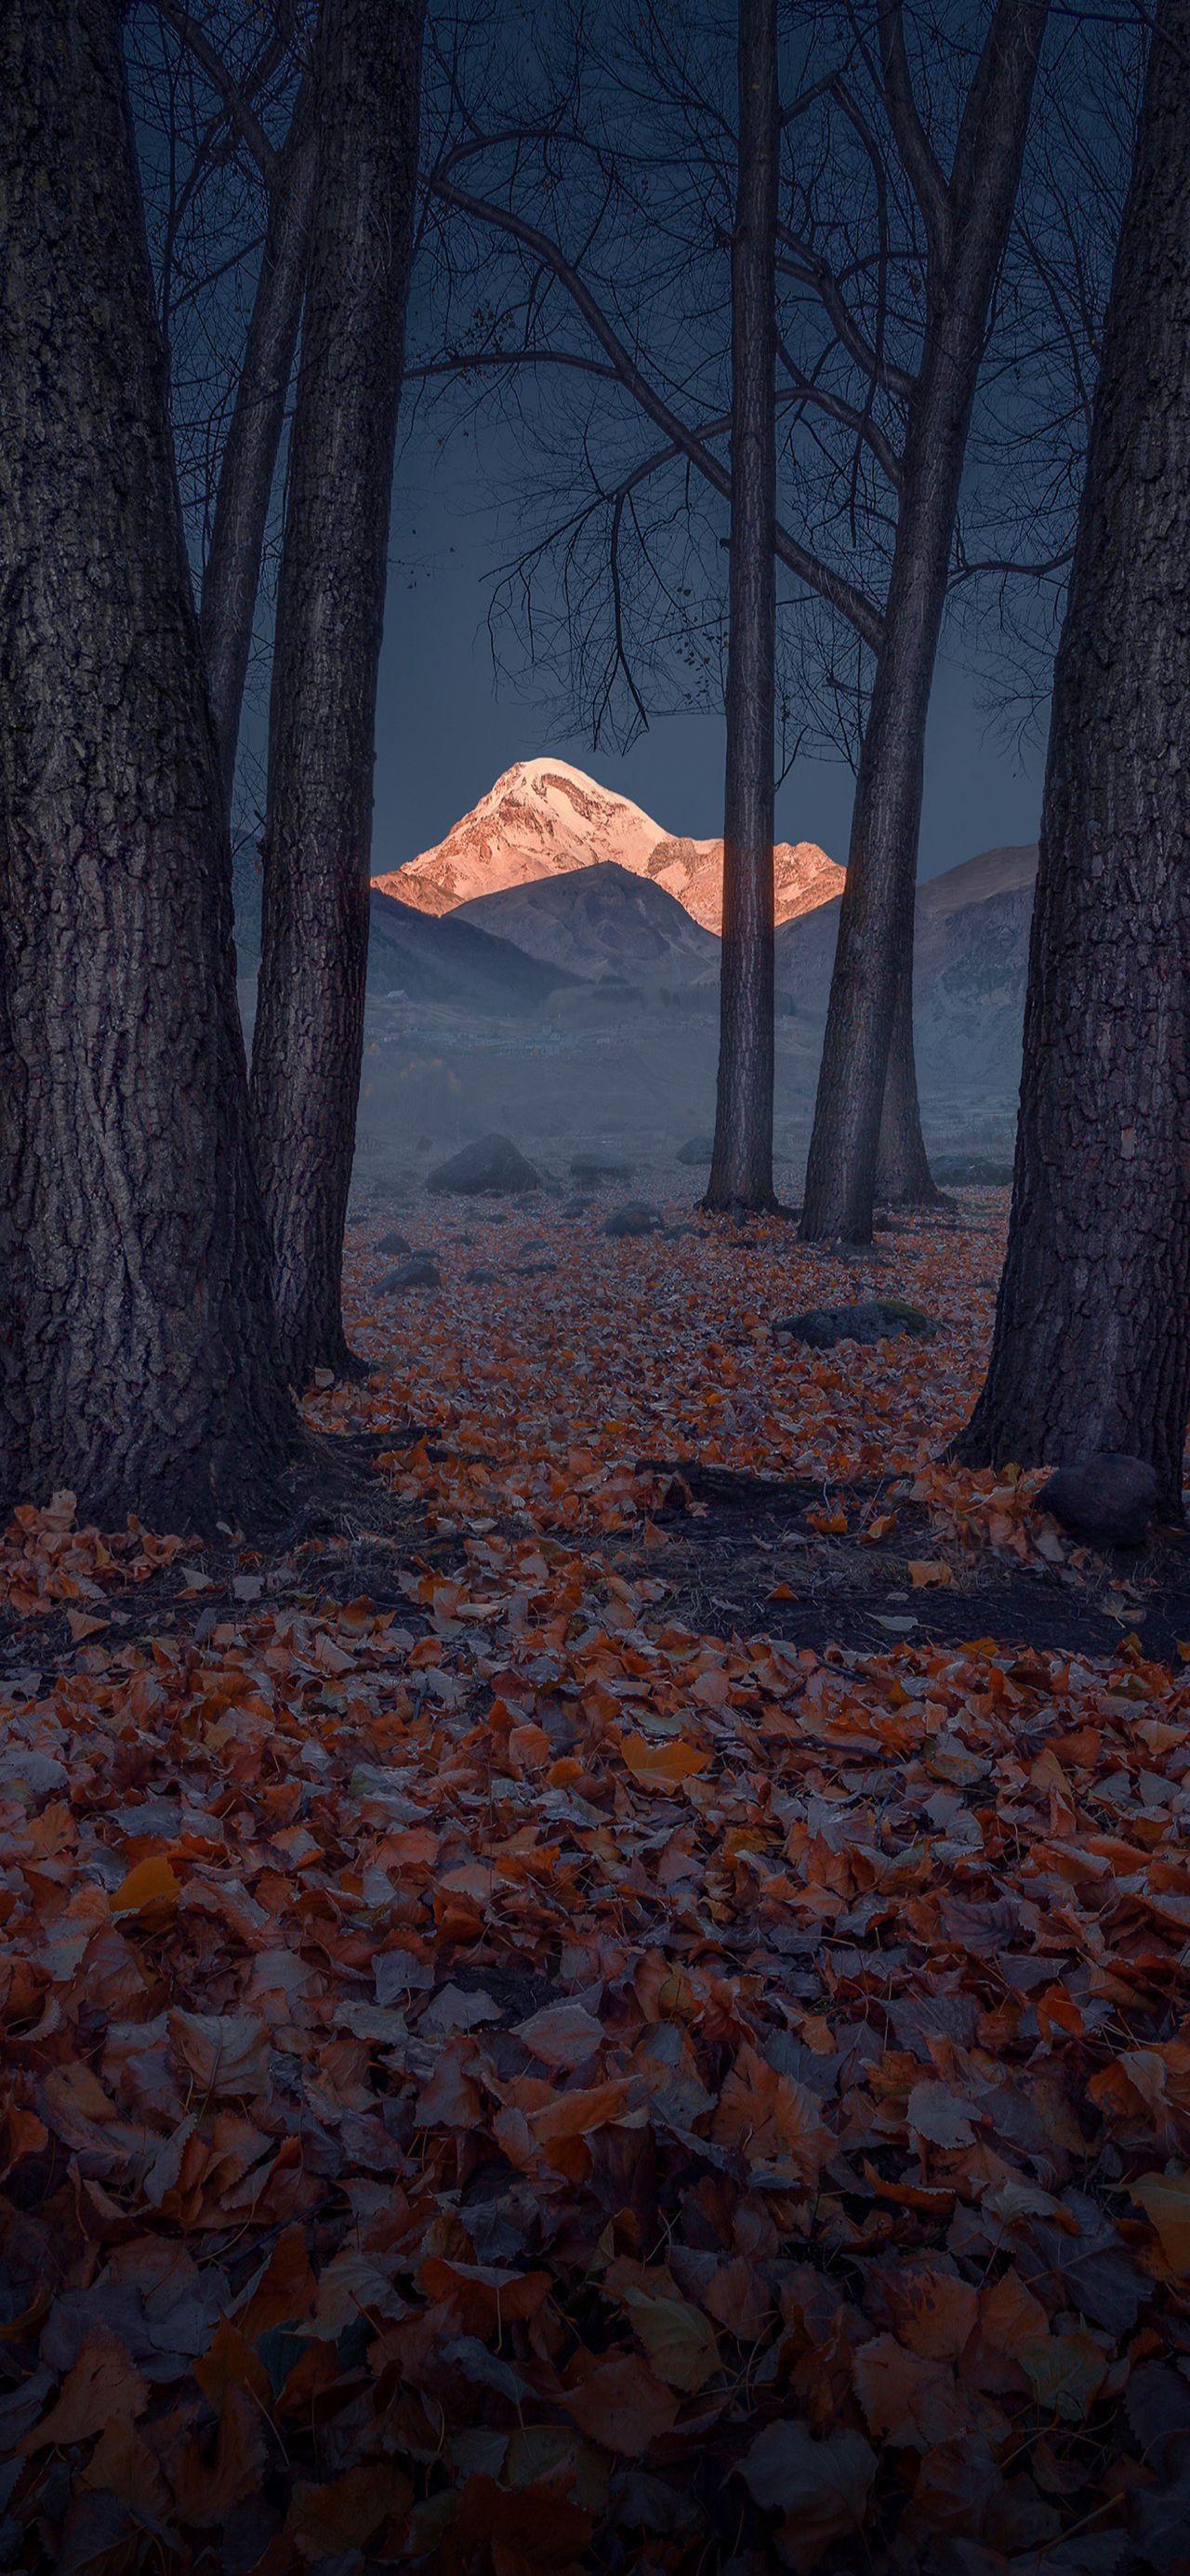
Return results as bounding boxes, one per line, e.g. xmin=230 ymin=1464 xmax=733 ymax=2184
xmin=645 ymin=830 xmax=844 ymax=933
xmin=373 ymin=757 xmax=844 ymax=935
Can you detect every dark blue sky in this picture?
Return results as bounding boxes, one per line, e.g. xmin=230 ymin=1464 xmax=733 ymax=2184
xmin=375 ymin=441 xmax=1046 ymax=883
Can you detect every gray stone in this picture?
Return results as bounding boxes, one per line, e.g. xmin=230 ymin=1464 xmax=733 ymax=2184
xmin=773 ymin=1298 xmax=936 ymax=1349
xmin=1039 ymin=1453 xmax=1159 ymax=1548
xmin=465 ymin=1265 xmax=496 ymax=1284
xmin=374 ymin=1228 xmax=413 ymax=1258
xmin=603 ymin=1202 xmax=664 ymax=1239
xmin=676 ymin=1135 xmax=714 ymax=1166
xmin=377 ymin=1255 xmax=441 ymax=1294
xmin=427 ymin=1134 xmax=540 ymax=1195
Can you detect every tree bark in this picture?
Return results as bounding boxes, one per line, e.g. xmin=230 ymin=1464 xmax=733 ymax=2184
xmin=800 ymin=0 xmax=1048 ymax=1244
xmin=0 ymin=0 xmax=296 ymax=1532
xmin=955 ymin=0 xmax=1190 ymax=1512
xmin=876 ymin=969 xmax=941 ymax=1205
xmin=250 ymin=0 xmax=426 ymax=1385
xmin=705 ymin=0 xmax=780 ymax=1215
xmin=200 ymin=86 xmax=317 ymax=820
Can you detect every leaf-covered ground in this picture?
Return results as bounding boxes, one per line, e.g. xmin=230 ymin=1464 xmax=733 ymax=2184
xmin=2 ymin=1192 xmax=1189 ymax=2575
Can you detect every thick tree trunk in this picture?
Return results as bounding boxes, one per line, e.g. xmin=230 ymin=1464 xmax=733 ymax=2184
xmin=201 ymin=88 xmax=316 ymax=820
xmin=956 ymin=0 xmax=1190 ymax=1513
xmin=800 ymin=0 xmax=1047 ymax=1244
xmin=0 ymin=0 xmax=296 ymax=1531
xmin=250 ymin=0 xmax=426 ymax=1385
xmin=705 ymin=0 xmax=779 ymax=1215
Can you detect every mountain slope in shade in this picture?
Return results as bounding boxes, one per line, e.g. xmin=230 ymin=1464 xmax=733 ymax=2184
xmin=774 ymin=842 xmax=1039 ymax=999
xmin=773 ymin=841 xmax=1038 ymax=1101
xmin=458 ymin=861 xmax=721 ymax=984
xmin=372 ymin=756 xmax=842 ymax=934
xmin=367 ymin=887 xmax=580 ymax=1016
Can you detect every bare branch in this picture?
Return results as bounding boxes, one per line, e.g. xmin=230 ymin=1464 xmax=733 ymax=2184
xmin=774 ymin=227 xmax=917 ymax=401
xmin=151 ymin=0 xmax=281 ymax=192
xmin=876 ymin=0 xmax=952 ymax=265
xmin=433 ymin=173 xmax=886 ymax=649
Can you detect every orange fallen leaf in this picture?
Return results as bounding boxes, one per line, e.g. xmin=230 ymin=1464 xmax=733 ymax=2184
xmin=621 ymin=1733 xmax=710 ymax=1790
xmin=111 ymin=1852 xmax=180 ymax=1913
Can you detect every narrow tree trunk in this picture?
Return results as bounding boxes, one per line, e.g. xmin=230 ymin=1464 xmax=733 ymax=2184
xmin=705 ymin=0 xmax=779 ymax=1215
xmin=201 ymin=87 xmax=316 ymax=818
xmin=875 ymin=935 xmax=943 ymax=1205
xmin=800 ymin=0 xmax=1047 ymax=1244
xmin=956 ymin=0 xmax=1190 ymax=1511
xmin=0 ymin=0 xmax=296 ymax=1531
xmin=250 ymin=0 xmax=426 ymax=1385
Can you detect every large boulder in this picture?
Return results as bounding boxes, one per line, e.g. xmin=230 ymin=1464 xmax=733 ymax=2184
xmin=603 ymin=1202 xmax=664 ymax=1239
xmin=427 ymin=1134 xmax=541 ymax=1195
xmin=374 ymin=1228 xmax=413 ymax=1258
xmin=1039 ymin=1454 xmax=1158 ymax=1548
xmin=773 ymin=1298 xmax=936 ymax=1349
xmin=676 ymin=1135 xmax=714 ymax=1167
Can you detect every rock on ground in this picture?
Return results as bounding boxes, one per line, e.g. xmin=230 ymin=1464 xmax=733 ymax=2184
xmin=373 ymin=1228 xmax=413 ymax=1257
xmin=603 ymin=1202 xmax=665 ymax=1239
xmin=1039 ymin=1454 xmax=1160 ymax=1548
xmin=377 ymin=1255 xmax=442 ymax=1294
xmin=773 ymin=1298 xmax=936 ymax=1349
xmin=427 ymin=1134 xmax=541 ymax=1195
xmin=676 ymin=1135 xmax=714 ymax=1166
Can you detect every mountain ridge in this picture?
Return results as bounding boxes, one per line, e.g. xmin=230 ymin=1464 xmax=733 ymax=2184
xmin=372 ymin=757 xmax=845 ymax=936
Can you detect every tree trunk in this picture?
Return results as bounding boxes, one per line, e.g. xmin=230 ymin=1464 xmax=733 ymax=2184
xmin=705 ymin=0 xmax=779 ymax=1215
xmin=875 ymin=951 xmax=942 ymax=1205
xmin=250 ymin=0 xmax=426 ymax=1385
xmin=201 ymin=86 xmax=316 ymax=822
xmin=800 ymin=0 xmax=1047 ymax=1244
xmin=955 ymin=0 xmax=1190 ymax=1512
xmin=0 ymin=0 xmax=296 ymax=1532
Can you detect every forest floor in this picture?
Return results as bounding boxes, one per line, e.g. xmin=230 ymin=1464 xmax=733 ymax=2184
xmin=2 ymin=1189 xmax=1189 ymax=2575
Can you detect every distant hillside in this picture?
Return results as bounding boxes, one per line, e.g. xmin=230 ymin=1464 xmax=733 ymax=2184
xmin=367 ymin=887 xmax=580 ymax=1016
xmin=458 ymin=861 xmax=721 ymax=984
xmin=771 ymin=842 xmax=1038 ymax=1101
xmin=917 ymin=843 xmax=1038 ymax=921
xmin=372 ymin=757 xmax=842 ymax=936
